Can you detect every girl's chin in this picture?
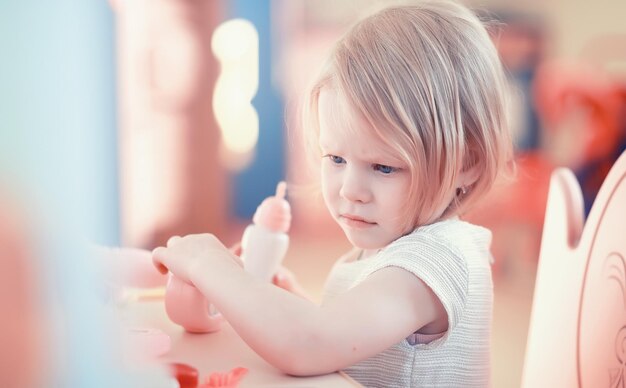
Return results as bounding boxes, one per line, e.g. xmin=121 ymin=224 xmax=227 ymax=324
xmin=342 ymin=231 xmax=388 ymax=251
xmin=340 ymin=225 xmax=408 ymax=250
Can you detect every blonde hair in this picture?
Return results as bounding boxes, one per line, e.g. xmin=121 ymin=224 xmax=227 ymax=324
xmin=302 ymin=0 xmax=513 ymax=228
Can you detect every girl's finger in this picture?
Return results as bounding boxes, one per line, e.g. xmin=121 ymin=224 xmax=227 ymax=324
xmin=153 ymin=262 xmax=168 ymax=275
xmin=273 ymin=273 xmax=291 ymax=289
xmin=228 ymin=242 xmax=242 ymax=257
xmin=167 ymin=235 xmax=181 ymax=247
xmin=152 ymin=247 xmax=169 ymax=274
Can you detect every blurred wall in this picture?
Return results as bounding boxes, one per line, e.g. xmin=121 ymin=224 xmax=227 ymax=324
xmin=114 ymin=0 xmax=229 ymax=248
xmin=467 ymin=0 xmax=626 ymax=58
xmin=0 ymin=0 xmax=119 ymax=246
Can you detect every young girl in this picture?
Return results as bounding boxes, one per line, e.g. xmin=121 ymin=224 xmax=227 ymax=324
xmin=153 ymin=1 xmax=512 ymax=386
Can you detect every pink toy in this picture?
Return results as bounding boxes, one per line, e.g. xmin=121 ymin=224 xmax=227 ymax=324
xmin=163 ymin=181 xmax=291 ymax=333
xmin=241 ymin=181 xmax=291 ymax=282
xmin=164 ymin=275 xmax=224 ymax=333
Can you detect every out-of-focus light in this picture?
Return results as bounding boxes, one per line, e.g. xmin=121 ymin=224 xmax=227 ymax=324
xmin=211 ymin=19 xmax=257 ymax=62
xmin=220 ymin=105 xmax=259 ymax=154
xmin=211 ymin=18 xmax=259 ymax=171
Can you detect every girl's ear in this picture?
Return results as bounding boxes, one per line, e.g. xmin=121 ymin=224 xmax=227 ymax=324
xmin=456 ymin=164 xmax=481 ymax=189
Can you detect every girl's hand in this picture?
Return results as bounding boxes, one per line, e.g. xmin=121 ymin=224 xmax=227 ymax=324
xmin=228 ymin=242 xmax=244 ymax=267
xmin=152 ymin=234 xmax=238 ymax=284
xmin=272 ymin=266 xmax=311 ymax=300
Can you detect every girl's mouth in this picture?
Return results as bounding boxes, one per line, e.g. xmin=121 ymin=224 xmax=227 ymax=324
xmin=340 ymin=214 xmax=376 ymax=229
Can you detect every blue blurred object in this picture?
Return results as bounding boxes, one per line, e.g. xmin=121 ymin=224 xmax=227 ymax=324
xmin=0 ymin=0 xmax=120 ymax=245
xmin=0 ymin=0 xmax=125 ymax=386
xmin=229 ymin=0 xmax=286 ymax=219
xmin=512 ymin=69 xmax=541 ymax=151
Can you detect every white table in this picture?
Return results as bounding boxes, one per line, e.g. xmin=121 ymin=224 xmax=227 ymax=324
xmin=123 ymin=299 xmax=362 ymax=387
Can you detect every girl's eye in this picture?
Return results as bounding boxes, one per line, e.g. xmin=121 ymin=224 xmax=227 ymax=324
xmin=374 ymin=164 xmax=397 ymax=174
xmin=327 ymin=155 xmax=346 ymax=164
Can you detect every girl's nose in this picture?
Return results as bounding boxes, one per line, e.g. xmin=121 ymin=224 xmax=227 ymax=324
xmin=339 ymin=167 xmax=372 ymax=203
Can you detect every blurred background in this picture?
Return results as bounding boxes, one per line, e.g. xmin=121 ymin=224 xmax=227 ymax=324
xmin=1 ymin=0 xmax=625 ymax=386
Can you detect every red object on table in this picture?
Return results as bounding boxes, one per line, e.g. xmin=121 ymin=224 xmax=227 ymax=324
xmin=168 ymin=362 xmax=199 ymax=388
xmin=199 ymin=367 xmax=248 ymax=388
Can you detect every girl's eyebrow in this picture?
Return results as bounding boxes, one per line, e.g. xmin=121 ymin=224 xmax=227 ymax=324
xmin=361 ymin=148 xmax=405 ymax=165
xmin=318 ymin=139 xmax=337 ymax=151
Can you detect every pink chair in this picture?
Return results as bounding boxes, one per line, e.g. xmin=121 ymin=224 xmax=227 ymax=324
xmin=521 ymin=150 xmax=626 ymax=387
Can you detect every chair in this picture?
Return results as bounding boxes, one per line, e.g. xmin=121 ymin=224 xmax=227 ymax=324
xmin=521 ymin=150 xmax=626 ymax=387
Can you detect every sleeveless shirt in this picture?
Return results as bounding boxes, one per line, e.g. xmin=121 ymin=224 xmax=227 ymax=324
xmin=322 ymin=219 xmax=493 ymax=387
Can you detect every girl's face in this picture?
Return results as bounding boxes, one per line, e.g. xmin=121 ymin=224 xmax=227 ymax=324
xmin=318 ymin=89 xmax=414 ymax=250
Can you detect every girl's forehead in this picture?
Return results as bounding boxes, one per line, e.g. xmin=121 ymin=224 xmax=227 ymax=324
xmin=318 ymin=89 xmax=372 ymax=140
xmin=318 ymin=89 xmax=403 ymax=163
xmin=318 ymin=89 xmax=355 ymax=131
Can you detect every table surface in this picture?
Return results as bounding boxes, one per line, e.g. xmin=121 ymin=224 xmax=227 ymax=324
xmin=122 ymin=299 xmax=362 ymax=387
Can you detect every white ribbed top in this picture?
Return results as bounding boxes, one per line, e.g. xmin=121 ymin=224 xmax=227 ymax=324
xmin=322 ymin=218 xmax=493 ymax=388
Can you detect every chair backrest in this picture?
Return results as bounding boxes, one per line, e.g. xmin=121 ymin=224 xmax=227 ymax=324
xmin=521 ymin=150 xmax=626 ymax=387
